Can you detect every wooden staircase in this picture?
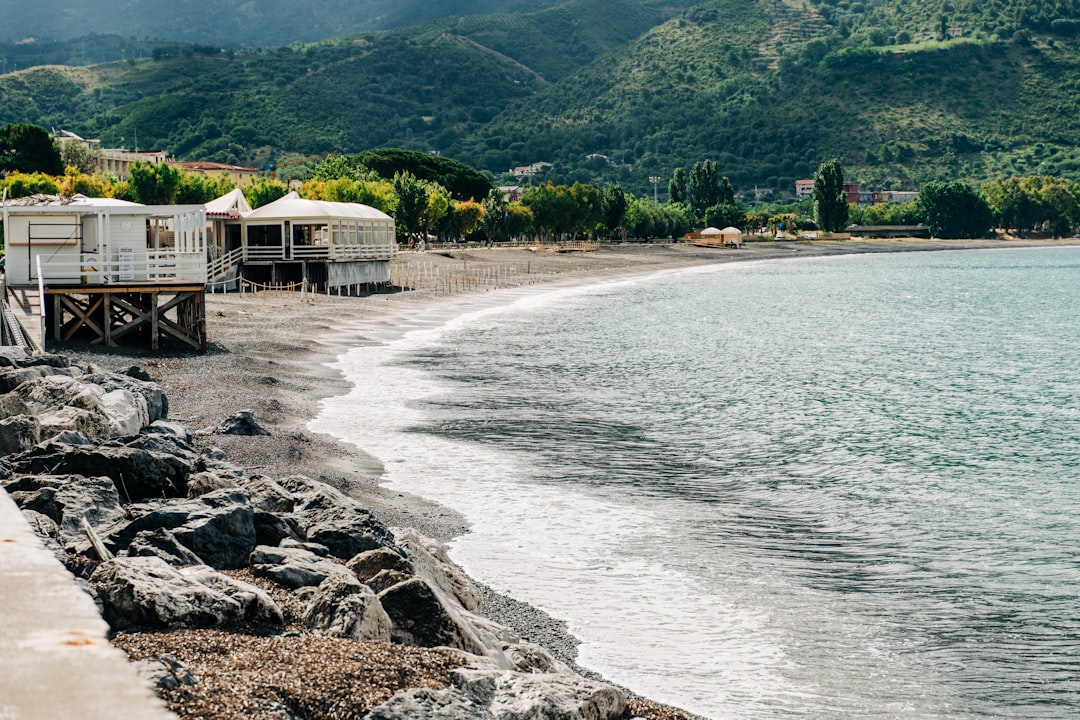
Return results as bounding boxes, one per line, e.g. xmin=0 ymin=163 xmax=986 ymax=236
xmin=3 ymin=285 xmax=44 ymax=352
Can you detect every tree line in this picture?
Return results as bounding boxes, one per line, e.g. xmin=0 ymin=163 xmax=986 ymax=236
xmin=3 ymin=124 xmax=1079 ymax=242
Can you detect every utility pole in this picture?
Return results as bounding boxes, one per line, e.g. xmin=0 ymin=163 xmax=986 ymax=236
xmin=649 ymin=176 xmax=661 ymax=204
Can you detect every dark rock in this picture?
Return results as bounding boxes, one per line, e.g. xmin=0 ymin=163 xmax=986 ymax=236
xmin=393 ymin=528 xmax=482 ymax=613
xmin=2 ymin=444 xmax=193 ymax=501
xmin=279 ymin=539 xmax=329 ymax=556
xmin=301 ymin=573 xmax=391 ymax=640
xmin=41 ymin=430 xmax=90 ymax=446
xmin=89 ymin=556 xmax=243 ymax=630
xmin=125 ymin=528 xmax=205 ymax=567
xmin=249 ymin=545 xmax=350 ymax=589
xmin=362 ymin=569 xmax=413 ymax=594
xmin=289 ymin=481 xmax=395 ymax=560
xmin=89 ymin=556 xmax=282 ymax=630
xmin=377 ymin=578 xmax=495 ymax=657
xmin=253 ymin=511 xmax=304 ymax=547
xmin=214 ymin=410 xmax=270 ymax=436
xmin=0 ymin=366 xmax=71 ymax=394
xmin=3 ymin=473 xmax=124 ymax=547
xmin=242 ymin=475 xmax=296 ymax=513
xmin=183 ymin=565 xmax=284 ymax=626
xmin=123 ymin=432 xmax=199 ymax=464
xmin=102 ymin=489 xmax=256 ymax=569
xmin=123 ymin=366 xmax=153 ymax=382
xmin=0 ymin=414 xmax=41 ymax=454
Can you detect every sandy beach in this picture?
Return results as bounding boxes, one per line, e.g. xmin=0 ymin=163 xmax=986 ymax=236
xmin=63 ymin=236 xmax=1079 ymax=719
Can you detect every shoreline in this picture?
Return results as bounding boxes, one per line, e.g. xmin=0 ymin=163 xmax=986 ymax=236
xmin=64 ymin=237 xmax=1080 ymax=719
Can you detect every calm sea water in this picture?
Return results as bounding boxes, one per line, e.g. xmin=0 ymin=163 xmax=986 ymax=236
xmin=312 ymin=247 xmax=1080 ymax=719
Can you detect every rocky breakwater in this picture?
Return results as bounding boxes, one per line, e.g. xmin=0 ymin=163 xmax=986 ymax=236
xmin=0 ymin=345 xmax=634 ymax=720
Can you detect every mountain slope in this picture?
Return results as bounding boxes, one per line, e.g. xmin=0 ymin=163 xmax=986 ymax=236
xmin=0 ymin=0 xmax=566 ymax=48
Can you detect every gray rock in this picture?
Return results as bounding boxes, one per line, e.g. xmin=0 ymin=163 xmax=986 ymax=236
xmin=0 ymin=365 xmax=72 ymax=394
xmin=301 ymin=573 xmax=392 ymax=641
xmin=214 ymin=410 xmax=270 ymax=436
xmin=102 ymin=489 xmax=256 ymax=569
xmin=289 ymin=481 xmax=395 ymax=560
xmin=242 ymin=475 xmax=296 ymax=513
xmin=186 ymin=470 xmax=241 ymax=498
xmin=377 ymin=578 xmax=507 ymax=664
xmin=181 ymin=565 xmax=284 ymax=627
xmin=81 ymin=371 xmax=168 ymax=422
xmin=365 ymin=687 xmax=495 ymax=720
xmin=249 ymin=544 xmax=350 ymax=589
xmin=450 ymin=659 xmax=627 ymax=720
xmin=90 ymin=556 xmax=243 ymax=630
xmin=393 ymin=527 xmax=482 ymax=613
xmin=347 ymin=547 xmax=414 ymax=582
xmin=147 ymin=420 xmax=191 ymax=444
xmin=125 ymin=527 xmax=205 ymax=567
xmin=3 ymin=473 xmax=124 ymax=547
xmin=40 ymin=429 xmax=90 ymax=446
xmin=0 ymin=414 xmax=41 ymax=454
xmin=253 ymin=510 xmax=305 ymax=547
xmin=1 ymin=443 xmax=192 ymax=500
xmin=279 ymin=539 xmax=330 ymax=556
xmin=362 ymin=569 xmax=413 ymax=594
xmin=13 ymin=374 xmax=148 ymax=439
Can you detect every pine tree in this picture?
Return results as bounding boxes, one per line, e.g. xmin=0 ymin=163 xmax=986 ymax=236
xmin=812 ymin=159 xmax=848 ymax=232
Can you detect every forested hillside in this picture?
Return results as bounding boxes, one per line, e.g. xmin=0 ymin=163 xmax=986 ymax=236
xmin=0 ymin=0 xmax=565 ymax=47
xmin=2 ymin=0 xmax=1080 ymax=196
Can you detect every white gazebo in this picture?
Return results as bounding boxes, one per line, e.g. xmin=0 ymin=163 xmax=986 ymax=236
xmin=237 ymin=192 xmax=396 ymax=288
xmin=694 ymin=226 xmax=743 ymax=249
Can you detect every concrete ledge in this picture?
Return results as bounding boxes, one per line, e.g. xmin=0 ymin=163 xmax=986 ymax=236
xmin=0 ymin=490 xmax=175 ymax=720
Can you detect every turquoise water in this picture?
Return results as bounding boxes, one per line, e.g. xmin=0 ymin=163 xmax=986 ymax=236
xmin=315 ymin=247 xmax=1080 ymax=719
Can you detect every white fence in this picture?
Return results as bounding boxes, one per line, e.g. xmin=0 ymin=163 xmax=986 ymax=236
xmin=36 ymin=251 xmax=208 ymax=285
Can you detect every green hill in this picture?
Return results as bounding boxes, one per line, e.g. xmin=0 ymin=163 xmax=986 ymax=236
xmin=2 ymin=0 xmax=1080 ymax=196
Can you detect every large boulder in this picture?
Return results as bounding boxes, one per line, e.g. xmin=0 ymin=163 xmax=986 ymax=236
xmin=377 ymin=578 xmax=508 ymax=666
xmin=124 ymin=528 xmax=205 ymax=567
xmin=301 ymin=573 xmax=392 ymax=641
xmin=12 ymin=375 xmax=149 ymax=439
xmin=0 ymin=365 xmax=73 ymax=394
xmin=101 ymin=489 xmax=256 ymax=569
xmin=280 ymin=476 xmax=395 ymax=560
xmin=449 ymin=661 xmax=627 ymax=720
xmin=249 ymin=545 xmax=351 ymax=589
xmin=0 ymin=443 xmax=193 ymax=500
xmin=2 ymin=473 xmax=125 ymax=547
xmin=393 ymin=527 xmax=482 ymax=613
xmin=81 ymin=371 xmax=168 ymax=423
xmin=89 ymin=556 xmax=282 ymax=631
xmin=90 ymin=556 xmax=245 ymax=630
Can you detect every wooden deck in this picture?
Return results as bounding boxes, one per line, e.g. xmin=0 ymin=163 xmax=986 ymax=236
xmin=46 ymin=283 xmax=207 ymax=352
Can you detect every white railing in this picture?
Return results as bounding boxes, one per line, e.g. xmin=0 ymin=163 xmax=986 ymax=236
xmin=35 ymin=256 xmax=45 ymax=353
xmin=208 ymin=247 xmax=243 ymax=280
xmin=243 ymin=246 xmax=286 ymax=262
xmin=37 ymin=251 xmax=207 ymax=285
xmin=246 ymin=244 xmax=396 ymax=262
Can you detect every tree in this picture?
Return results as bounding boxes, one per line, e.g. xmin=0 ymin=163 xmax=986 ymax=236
xmin=917 ymin=181 xmax=993 ymax=238
xmin=0 ymin=124 xmax=63 ymax=176
xmin=244 ymin=177 xmax=289 ymax=209
xmin=121 ymin=161 xmax=183 ymax=204
xmin=668 ymin=168 xmax=687 ymax=205
xmin=602 ymin=184 xmax=628 ymax=239
xmin=688 ymin=160 xmax=722 ymax=219
xmin=391 ymin=171 xmax=428 ymax=242
xmin=59 ymin=141 xmax=103 ymax=175
xmin=704 ymin=201 xmax=746 ymax=229
xmin=353 ymin=148 xmax=491 ymax=201
xmin=719 ymin=176 xmax=735 ymax=206
xmin=812 ymin=159 xmax=848 ymax=232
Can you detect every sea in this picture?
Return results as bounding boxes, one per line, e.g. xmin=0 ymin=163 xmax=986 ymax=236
xmin=310 ymin=246 xmax=1080 ymax=719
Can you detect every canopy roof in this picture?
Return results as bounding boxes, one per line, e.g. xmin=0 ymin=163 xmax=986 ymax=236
xmin=205 ymin=188 xmax=252 ymax=218
xmin=700 ymin=226 xmax=723 ymax=236
xmin=244 ymin=192 xmax=392 ymax=223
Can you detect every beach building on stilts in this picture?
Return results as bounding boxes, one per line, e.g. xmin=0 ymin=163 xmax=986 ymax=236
xmin=205 ymin=191 xmax=396 ymax=293
xmin=1 ymin=194 xmax=208 ymax=352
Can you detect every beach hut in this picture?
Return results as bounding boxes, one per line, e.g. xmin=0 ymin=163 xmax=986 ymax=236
xmin=692 ymin=226 xmax=743 ymax=249
xmin=240 ymin=192 xmax=396 ymax=289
